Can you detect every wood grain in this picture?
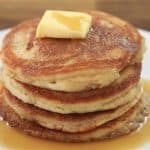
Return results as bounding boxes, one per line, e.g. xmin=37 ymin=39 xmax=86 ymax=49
xmin=0 ymin=0 xmax=150 ymax=30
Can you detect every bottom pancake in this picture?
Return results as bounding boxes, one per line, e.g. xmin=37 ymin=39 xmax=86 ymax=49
xmin=3 ymin=88 xmax=142 ymax=133
xmin=0 ymin=93 xmax=149 ymax=142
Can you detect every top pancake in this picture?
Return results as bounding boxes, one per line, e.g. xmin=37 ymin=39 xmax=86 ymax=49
xmin=2 ymin=11 xmax=144 ymax=92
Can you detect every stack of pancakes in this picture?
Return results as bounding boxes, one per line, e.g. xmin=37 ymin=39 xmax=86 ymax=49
xmin=0 ymin=11 xmax=148 ymax=142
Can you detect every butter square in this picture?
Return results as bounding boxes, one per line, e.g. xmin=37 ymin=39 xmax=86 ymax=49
xmin=36 ymin=10 xmax=92 ymax=38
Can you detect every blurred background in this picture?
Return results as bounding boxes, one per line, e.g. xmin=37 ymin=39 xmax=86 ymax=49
xmin=0 ymin=0 xmax=150 ymax=30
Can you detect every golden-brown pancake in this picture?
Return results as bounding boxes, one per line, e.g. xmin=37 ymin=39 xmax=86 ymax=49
xmin=0 ymin=10 xmax=147 ymax=143
xmin=3 ymin=64 xmax=142 ymax=114
xmin=4 ymin=88 xmax=141 ymax=133
xmin=0 ymin=92 xmax=148 ymax=142
xmin=1 ymin=11 xmax=144 ymax=92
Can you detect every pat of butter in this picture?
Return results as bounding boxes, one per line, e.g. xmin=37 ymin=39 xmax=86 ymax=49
xmin=36 ymin=10 xmax=92 ymax=38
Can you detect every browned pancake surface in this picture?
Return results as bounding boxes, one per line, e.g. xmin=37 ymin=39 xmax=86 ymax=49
xmin=15 ymin=64 xmax=141 ymax=104
xmin=0 ymin=92 xmax=147 ymax=142
xmin=4 ymin=88 xmax=141 ymax=133
xmin=2 ymin=11 xmax=142 ymax=76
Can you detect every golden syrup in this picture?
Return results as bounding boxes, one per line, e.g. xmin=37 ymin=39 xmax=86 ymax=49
xmin=52 ymin=12 xmax=83 ymax=31
xmin=0 ymin=79 xmax=150 ymax=150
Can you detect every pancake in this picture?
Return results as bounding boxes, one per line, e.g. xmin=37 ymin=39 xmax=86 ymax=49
xmin=4 ymin=88 xmax=141 ymax=133
xmin=3 ymin=64 xmax=141 ymax=114
xmin=0 ymin=92 xmax=148 ymax=142
xmin=1 ymin=11 xmax=144 ymax=92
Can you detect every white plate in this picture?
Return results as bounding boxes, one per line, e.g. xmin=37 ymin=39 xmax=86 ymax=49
xmin=0 ymin=29 xmax=150 ymax=150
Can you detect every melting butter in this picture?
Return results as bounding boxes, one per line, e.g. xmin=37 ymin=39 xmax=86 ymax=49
xmin=51 ymin=12 xmax=83 ymax=31
xmin=36 ymin=10 xmax=92 ymax=38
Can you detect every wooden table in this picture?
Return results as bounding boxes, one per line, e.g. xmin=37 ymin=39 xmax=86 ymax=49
xmin=0 ymin=0 xmax=150 ymax=30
